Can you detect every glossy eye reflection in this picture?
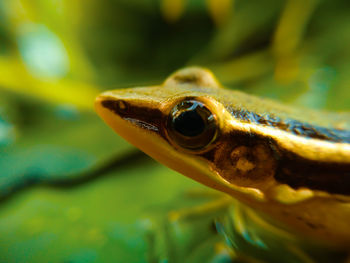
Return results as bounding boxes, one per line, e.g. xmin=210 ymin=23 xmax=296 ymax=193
xmin=167 ymin=99 xmax=218 ymax=151
xmin=173 ymin=104 xmax=206 ymax=137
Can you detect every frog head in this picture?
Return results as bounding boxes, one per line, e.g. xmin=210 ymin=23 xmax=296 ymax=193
xmin=95 ymin=67 xmax=270 ymax=203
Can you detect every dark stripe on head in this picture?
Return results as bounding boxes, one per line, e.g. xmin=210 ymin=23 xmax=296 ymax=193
xmin=227 ymin=107 xmax=350 ymax=143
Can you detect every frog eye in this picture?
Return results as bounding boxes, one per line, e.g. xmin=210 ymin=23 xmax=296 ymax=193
xmin=166 ymin=99 xmax=219 ymax=151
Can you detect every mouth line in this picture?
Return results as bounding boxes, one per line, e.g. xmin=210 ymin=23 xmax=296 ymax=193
xmin=123 ymin=117 xmax=159 ymax=132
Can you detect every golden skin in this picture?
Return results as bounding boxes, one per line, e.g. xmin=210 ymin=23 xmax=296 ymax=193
xmin=95 ymin=67 xmax=350 ymax=249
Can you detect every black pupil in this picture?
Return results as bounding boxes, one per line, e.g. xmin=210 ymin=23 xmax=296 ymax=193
xmin=173 ymin=104 xmax=206 ymax=137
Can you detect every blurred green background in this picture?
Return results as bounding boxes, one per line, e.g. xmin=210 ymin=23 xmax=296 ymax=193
xmin=0 ymin=0 xmax=350 ymax=262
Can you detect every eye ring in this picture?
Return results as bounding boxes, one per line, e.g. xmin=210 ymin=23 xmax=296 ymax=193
xmin=166 ymin=98 xmax=219 ymax=152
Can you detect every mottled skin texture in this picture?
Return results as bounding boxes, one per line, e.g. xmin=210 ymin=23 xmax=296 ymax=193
xmin=95 ymin=67 xmax=350 ymax=250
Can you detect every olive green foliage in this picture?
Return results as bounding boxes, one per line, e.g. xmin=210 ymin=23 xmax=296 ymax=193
xmin=0 ymin=0 xmax=349 ymax=262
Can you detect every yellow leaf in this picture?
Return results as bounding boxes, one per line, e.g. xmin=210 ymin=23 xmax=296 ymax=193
xmin=207 ymin=0 xmax=233 ymax=26
xmin=161 ymin=0 xmax=185 ymax=23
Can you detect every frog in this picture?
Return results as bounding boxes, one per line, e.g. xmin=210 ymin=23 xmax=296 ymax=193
xmin=95 ymin=67 xmax=350 ymax=261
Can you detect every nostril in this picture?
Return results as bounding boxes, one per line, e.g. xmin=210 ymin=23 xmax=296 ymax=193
xmin=101 ymin=99 xmax=128 ymax=114
xmin=116 ymin=100 xmax=127 ymax=112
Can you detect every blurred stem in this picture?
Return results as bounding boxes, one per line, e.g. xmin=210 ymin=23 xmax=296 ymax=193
xmin=272 ymin=0 xmax=320 ymax=83
xmin=189 ymin=0 xmax=284 ymax=64
xmin=272 ymin=0 xmax=320 ymax=56
xmin=210 ymin=49 xmax=274 ymax=85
